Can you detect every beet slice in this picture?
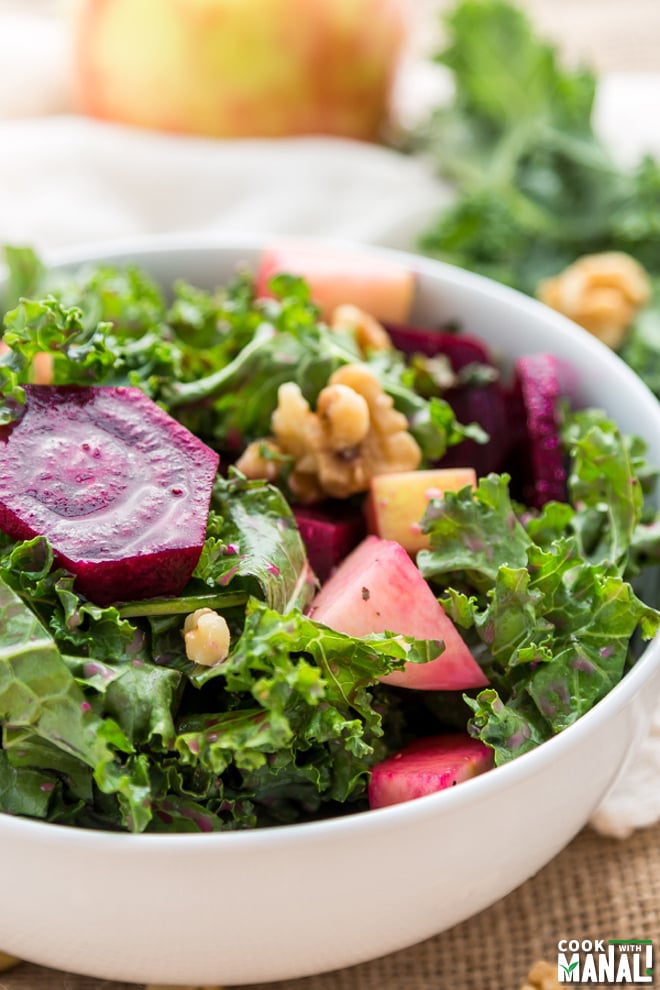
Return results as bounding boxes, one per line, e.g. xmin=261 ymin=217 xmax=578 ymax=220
xmin=509 ymin=354 xmax=568 ymax=508
xmin=0 ymin=386 xmax=219 ymax=605
xmin=292 ymin=501 xmax=366 ymax=582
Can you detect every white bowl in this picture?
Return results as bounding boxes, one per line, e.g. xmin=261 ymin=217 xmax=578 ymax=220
xmin=1 ymin=235 xmax=660 ymax=986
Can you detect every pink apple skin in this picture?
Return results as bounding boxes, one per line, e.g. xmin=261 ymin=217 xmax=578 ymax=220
xmin=72 ymin=0 xmax=408 ymax=140
xmin=308 ymin=536 xmax=488 ymax=691
xmin=257 ymin=243 xmax=416 ymax=323
xmin=368 ymin=735 xmax=495 ymax=809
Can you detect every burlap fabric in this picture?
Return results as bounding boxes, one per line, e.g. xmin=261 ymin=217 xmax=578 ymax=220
xmin=3 ymin=821 xmax=658 ymax=990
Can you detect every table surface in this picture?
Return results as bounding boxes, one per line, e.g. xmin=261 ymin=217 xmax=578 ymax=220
xmin=1 ymin=2 xmax=659 ymax=988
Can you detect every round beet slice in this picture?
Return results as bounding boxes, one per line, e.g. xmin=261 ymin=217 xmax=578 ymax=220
xmin=0 ymin=386 xmax=219 ymax=605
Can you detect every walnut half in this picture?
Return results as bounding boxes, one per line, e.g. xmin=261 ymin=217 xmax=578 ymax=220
xmin=537 ymin=251 xmax=650 ymax=349
xmin=520 ymin=960 xmax=561 ymax=990
xmin=236 ymin=364 xmax=421 ymax=502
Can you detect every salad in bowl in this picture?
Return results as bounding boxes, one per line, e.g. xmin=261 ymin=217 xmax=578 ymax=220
xmin=0 ymin=237 xmax=659 ymax=985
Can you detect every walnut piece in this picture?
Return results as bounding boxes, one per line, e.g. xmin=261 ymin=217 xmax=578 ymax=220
xmin=520 ymin=959 xmax=561 ymax=990
xmin=0 ymin=952 xmax=21 ymax=973
xmin=235 ymin=438 xmax=283 ymax=483
xmin=537 ymin=251 xmax=651 ymax=349
xmin=183 ymin=609 xmax=231 ymax=666
xmin=330 ymin=304 xmax=393 ymax=354
xmin=237 ymin=364 xmax=421 ymax=502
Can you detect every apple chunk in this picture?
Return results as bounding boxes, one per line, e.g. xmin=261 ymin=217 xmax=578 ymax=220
xmin=368 ymin=734 xmax=494 ymax=809
xmin=308 ymin=535 xmax=487 ymax=691
xmin=256 ymin=243 xmax=415 ymax=323
xmin=366 ymin=467 xmax=477 ymax=554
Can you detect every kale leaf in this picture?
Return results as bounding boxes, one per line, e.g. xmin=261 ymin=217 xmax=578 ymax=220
xmin=418 ymin=408 xmax=660 ymax=764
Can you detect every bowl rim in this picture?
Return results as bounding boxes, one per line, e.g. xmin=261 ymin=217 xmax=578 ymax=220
xmin=1 ymin=231 xmax=659 ymax=849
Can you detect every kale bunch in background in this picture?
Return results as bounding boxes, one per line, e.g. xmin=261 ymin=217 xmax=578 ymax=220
xmin=415 ymin=0 xmax=660 ymax=396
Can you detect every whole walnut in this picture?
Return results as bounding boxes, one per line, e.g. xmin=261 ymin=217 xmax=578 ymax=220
xmin=236 ymin=364 xmax=421 ymax=502
xmin=538 ymin=252 xmax=650 ymax=349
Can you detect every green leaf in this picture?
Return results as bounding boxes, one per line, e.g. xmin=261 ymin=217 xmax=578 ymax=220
xmin=0 ymin=749 xmax=57 ymax=818
xmin=0 ymin=574 xmax=155 ymax=830
xmin=418 ymin=474 xmax=531 ymax=591
xmin=525 ymin=568 xmax=659 ymax=730
xmin=2 ymin=245 xmax=45 ymax=310
xmin=436 ymin=0 xmax=596 ymax=134
xmin=200 ymin=473 xmax=317 ymax=614
xmin=63 ymin=654 xmax=182 ymax=750
xmin=416 ymin=431 xmax=660 ymax=761
xmin=415 ymin=0 xmax=656 ymax=299
xmin=563 ymin=409 xmax=643 ymax=569
xmin=465 ymin=688 xmax=551 ymax=764
xmin=472 ymin=566 xmax=549 ymax=667
xmin=176 ymin=598 xmax=431 ymax=814
xmin=3 ymin=725 xmax=94 ymax=804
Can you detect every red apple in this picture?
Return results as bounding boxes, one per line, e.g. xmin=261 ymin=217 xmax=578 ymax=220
xmin=71 ymin=0 xmax=408 ymax=140
xmin=309 ymin=536 xmax=488 ymax=692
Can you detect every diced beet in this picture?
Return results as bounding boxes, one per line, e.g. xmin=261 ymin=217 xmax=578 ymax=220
xmin=292 ymin=500 xmax=366 ymax=582
xmin=385 ymin=323 xmax=491 ymax=369
xmin=368 ymin=734 xmax=494 ymax=809
xmin=309 ymin=536 xmax=487 ymax=691
xmin=385 ymin=322 xmax=511 ymax=476
xmin=510 ymin=354 xmax=568 ymax=508
xmin=0 ymin=385 xmax=219 ymax=605
xmin=440 ymin=380 xmax=513 ymax=476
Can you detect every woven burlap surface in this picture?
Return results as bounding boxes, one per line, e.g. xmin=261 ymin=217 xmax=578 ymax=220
xmin=3 ymin=821 xmax=659 ymax=990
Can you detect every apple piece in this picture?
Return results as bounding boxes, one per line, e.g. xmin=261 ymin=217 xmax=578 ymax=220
xmin=71 ymin=0 xmax=407 ymax=141
xmin=368 ymin=734 xmax=494 ymax=809
xmin=256 ymin=243 xmax=415 ymax=323
xmin=308 ymin=535 xmax=487 ymax=690
xmin=366 ymin=467 xmax=477 ymax=554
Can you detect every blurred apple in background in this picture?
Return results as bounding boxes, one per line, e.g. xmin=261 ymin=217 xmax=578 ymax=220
xmin=71 ymin=0 xmax=408 ymax=141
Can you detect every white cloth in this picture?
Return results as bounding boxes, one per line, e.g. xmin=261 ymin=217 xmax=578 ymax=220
xmin=590 ymin=706 xmax=660 ymax=839
xmin=0 ymin=117 xmax=451 ymax=252
xmin=1 ymin=7 xmax=660 ymax=839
